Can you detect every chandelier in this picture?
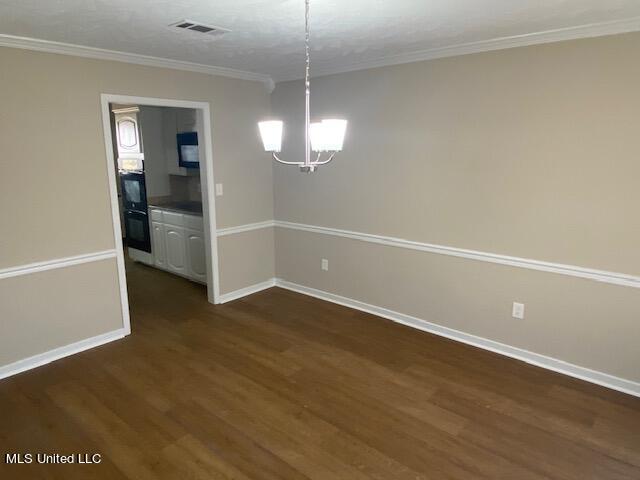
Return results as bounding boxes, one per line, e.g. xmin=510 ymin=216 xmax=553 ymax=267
xmin=258 ymin=0 xmax=347 ymax=173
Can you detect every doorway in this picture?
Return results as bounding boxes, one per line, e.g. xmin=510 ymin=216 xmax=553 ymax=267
xmin=100 ymin=94 xmax=220 ymax=335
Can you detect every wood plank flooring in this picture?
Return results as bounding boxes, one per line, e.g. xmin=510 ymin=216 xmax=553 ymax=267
xmin=1 ymin=261 xmax=639 ymax=479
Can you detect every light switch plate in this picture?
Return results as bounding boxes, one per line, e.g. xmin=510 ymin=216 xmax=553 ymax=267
xmin=215 ymin=183 xmax=223 ymax=196
xmin=321 ymin=259 xmax=329 ymax=271
xmin=512 ymin=302 xmax=525 ymax=320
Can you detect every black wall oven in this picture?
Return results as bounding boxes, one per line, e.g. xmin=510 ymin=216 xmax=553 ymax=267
xmin=120 ymin=171 xmax=151 ymax=253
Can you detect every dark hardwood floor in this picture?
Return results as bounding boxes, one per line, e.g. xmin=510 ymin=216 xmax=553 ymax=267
xmin=1 ymin=261 xmax=639 ymax=479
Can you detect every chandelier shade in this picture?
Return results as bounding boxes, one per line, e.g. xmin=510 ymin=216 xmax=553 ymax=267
xmin=310 ymin=119 xmax=347 ymax=152
xmin=258 ymin=120 xmax=283 ymax=152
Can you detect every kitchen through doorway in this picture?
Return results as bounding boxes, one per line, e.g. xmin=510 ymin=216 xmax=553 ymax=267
xmin=100 ymin=95 xmax=220 ymax=334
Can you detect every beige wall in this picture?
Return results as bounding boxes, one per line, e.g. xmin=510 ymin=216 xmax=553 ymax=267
xmin=272 ymin=33 xmax=640 ymax=383
xmin=218 ymin=227 xmax=275 ymax=294
xmin=0 ymin=46 xmax=273 ymax=268
xmin=0 ymin=47 xmax=275 ymax=367
xmin=0 ymin=259 xmax=122 ymax=366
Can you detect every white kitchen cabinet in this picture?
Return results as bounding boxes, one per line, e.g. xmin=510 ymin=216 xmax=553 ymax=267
xmin=151 ymin=222 xmax=166 ymax=269
xmin=165 ymin=225 xmax=187 ymax=275
xmin=113 ymin=107 xmax=144 ymax=170
xmin=185 ymin=229 xmax=207 ymax=282
xmin=149 ymin=208 xmax=206 ymax=284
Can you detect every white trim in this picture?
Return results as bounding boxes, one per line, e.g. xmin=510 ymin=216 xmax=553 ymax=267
xmin=276 ymin=16 xmax=640 ymax=81
xmin=197 ymin=104 xmax=222 ymax=304
xmin=275 ymin=279 xmax=640 ymax=397
xmin=0 ymin=33 xmax=273 ymax=89
xmin=216 ymin=220 xmax=276 ymax=237
xmin=208 ymin=218 xmax=640 ymax=288
xmin=101 ymin=95 xmax=132 ymax=334
xmin=218 ymin=278 xmax=277 ymax=304
xmin=0 ymin=329 xmax=126 ymax=380
xmin=0 ymin=250 xmax=117 ymax=280
xmin=274 ymin=221 xmax=640 ymax=289
xmin=100 ymin=94 xmax=221 ymax=309
xmin=194 ymin=102 xmax=220 ymax=304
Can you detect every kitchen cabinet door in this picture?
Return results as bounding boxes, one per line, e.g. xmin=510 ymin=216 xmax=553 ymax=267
xmin=152 ymin=222 xmax=167 ymax=269
xmin=165 ymin=225 xmax=187 ymax=275
xmin=115 ymin=114 xmax=141 ymax=154
xmin=185 ymin=228 xmax=207 ymax=283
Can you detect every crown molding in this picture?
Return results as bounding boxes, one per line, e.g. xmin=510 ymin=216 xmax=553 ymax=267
xmin=275 ymin=15 xmax=640 ymax=82
xmin=0 ymin=33 xmax=274 ymax=90
xmin=2 ymin=14 xmax=639 ymax=89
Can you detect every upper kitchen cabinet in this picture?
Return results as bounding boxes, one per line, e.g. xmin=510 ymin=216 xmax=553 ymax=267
xmin=113 ymin=106 xmax=144 ymax=171
xmin=162 ymin=108 xmax=199 ymax=176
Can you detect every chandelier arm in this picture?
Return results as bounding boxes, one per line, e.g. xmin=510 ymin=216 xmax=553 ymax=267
xmin=312 ymin=151 xmax=337 ymax=165
xmin=272 ymin=152 xmax=304 ymax=166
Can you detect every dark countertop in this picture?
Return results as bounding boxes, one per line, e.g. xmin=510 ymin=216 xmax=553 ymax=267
xmin=148 ymin=201 xmax=203 ymax=216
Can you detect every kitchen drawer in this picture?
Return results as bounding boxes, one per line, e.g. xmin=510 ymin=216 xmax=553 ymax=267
xmin=162 ymin=210 xmax=184 ymax=227
xmin=184 ymin=214 xmax=204 ymax=231
xmin=150 ymin=209 xmax=163 ymax=222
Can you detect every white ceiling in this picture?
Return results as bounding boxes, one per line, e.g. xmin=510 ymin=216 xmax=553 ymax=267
xmin=1 ymin=0 xmax=640 ymax=82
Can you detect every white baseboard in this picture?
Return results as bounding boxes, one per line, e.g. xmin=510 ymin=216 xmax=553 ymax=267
xmin=0 ymin=329 xmax=127 ymax=381
xmin=275 ymin=278 xmax=640 ymax=398
xmin=217 ymin=278 xmax=277 ymax=304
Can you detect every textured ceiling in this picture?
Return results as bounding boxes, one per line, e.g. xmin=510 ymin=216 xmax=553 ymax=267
xmin=1 ymin=0 xmax=640 ymax=81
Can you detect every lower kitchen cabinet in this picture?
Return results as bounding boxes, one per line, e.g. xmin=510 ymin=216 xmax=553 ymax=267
xmin=152 ymin=222 xmax=166 ymax=269
xmin=165 ymin=225 xmax=187 ymax=275
xmin=149 ymin=208 xmax=206 ymax=284
xmin=185 ymin=229 xmax=207 ymax=282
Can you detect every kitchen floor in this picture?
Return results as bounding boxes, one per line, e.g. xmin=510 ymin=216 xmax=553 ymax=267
xmin=1 ymin=261 xmax=639 ymax=479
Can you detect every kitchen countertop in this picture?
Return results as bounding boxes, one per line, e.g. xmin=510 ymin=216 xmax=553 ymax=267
xmin=148 ymin=201 xmax=203 ymax=216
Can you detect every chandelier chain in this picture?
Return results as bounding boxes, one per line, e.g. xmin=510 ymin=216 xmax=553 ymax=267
xmin=304 ymin=0 xmax=311 ymax=168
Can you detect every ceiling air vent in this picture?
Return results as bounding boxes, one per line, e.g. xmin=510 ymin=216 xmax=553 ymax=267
xmin=169 ymin=19 xmax=230 ymax=37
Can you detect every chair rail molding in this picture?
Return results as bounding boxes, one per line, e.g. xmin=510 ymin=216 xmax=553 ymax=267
xmin=213 ymin=219 xmax=639 ymax=288
xmin=274 ymin=221 xmax=640 ymax=289
xmin=0 ymin=250 xmax=117 ymax=280
xmin=216 ymin=220 xmax=276 ymax=237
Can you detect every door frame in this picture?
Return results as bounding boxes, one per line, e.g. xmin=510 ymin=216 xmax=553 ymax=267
xmin=100 ymin=94 xmax=221 ymax=335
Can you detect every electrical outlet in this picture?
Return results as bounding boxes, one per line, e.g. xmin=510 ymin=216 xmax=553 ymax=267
xmin=512 ymin=302 xmax=525 ymax=320
xmin=215 ymin=183 xmax=223 ymax=196
xmin=321 ymin=259 xmax=329 ymax=271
